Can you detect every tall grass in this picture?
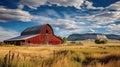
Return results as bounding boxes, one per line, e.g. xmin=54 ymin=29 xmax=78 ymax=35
xmin=0 ymin=45 xmax=120 ymax=67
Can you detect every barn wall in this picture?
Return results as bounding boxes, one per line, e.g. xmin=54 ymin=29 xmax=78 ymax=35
xmin=25 ymin=25 xmax=63 ymax=45
xmin=25 ymin=34 xmax=63 ymax=45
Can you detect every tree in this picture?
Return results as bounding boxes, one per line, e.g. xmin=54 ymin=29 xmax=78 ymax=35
xmin=63 ymin=37 xmax=67 ymax=43
xmin=95 ymin=39 xmax=108 ymax=44
xmin=57 ymin=36 xmax=68 ymax=43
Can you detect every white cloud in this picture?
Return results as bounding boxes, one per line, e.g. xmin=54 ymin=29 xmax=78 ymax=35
xmin=93 ymin=11 xmax=120 ymax=24
xmin=73 ymin=8 xmax=120 ymax=34
xmin=88 ymin=28 xmax=96 ymax=33
xmin=0 ymin=27 xmax=19 ymax=42
xmin=52 ymin=19 xmax=80 ymax=30
xmin=20 ymin=0 xmax=47 ymax=9
xmin=105 ymin=24 xmax=120 ymax=34
xmin=75 ymin=11 xmax=120 ymax=25
xmin=106 ymin=24 xmax=120 ymax=31
xmin=45 ymin=9 xmax=61 ymax=18
xmin=19 ymin=0 xmax=107 ymax=9
xmin=107 ymin=1 xmax=120 ymax=10
xmin=88 ymin=24 xmax=102 ymax=28
xmin=32 ymin=15 xmax=54 ymax=23
xmin=49 ymin=0 xmax=84 ymax=9
xmin=0 ymin=6 xmax=32 ymax=22
xmin=20 ymin=0 xmax=85 ymax=9
xmin=18 ymin=4 xmax=24 ymax=9
xmin=84 ymin=1 xmax=104 ymax=9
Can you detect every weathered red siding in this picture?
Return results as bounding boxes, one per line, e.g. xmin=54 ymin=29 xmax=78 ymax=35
xmin=25 ymin=24 xmax=63 ymax=45
xmin=25 ymin=34 xmax=62 ymax=45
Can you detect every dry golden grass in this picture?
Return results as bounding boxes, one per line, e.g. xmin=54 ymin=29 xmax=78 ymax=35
xmin=0 ymin=40 xmax=120 ymax=67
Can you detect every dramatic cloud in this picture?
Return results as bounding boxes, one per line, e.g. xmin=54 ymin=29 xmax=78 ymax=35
xmin=18 ymin=4 xmax=24 ymax=9
xmin=0 ymin=6 xmax=32 ymax=22
xmin=106 ymin=24 xmax=120 ymax=34
xmin=0 ymin=27 xmax=19 ymax=42
xmin=84 ymin=1 xmax=104 ymax=9
xmin=92 ymin=11 xmax=120 ymax=24
xmin=0 ymin=0 xmax=120 ymax=37
xmin=107 ymin=1 xmax=120 ymax=10
xmin=20 ymin=0 xmax=47 ymax=9
xmin=76 ymin=11 xmax=120 ymax=25
xmin=48 ymin=0 xmax=84 ymax=9
xmin=20 ymin=0 xmax=96 ymax=9
xmin=52 ymin=19 xmax=80 ymax=30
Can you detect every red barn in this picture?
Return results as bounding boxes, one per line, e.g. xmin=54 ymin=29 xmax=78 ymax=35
xmin=4 ymin=24 xmax=63 ymax=45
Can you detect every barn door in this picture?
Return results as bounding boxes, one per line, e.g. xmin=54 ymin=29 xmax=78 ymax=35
xmin=45 ymin=30 xmax=49 ymax=45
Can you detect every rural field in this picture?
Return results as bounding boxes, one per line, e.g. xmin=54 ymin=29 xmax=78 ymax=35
xmin=0 ymin=40 xmax=120 ymax=67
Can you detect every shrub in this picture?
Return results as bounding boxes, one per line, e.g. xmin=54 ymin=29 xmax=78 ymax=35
xmin=58 ymin=36 xmax=67 ymax=43
xmin=62 ymin=37 xmax=67 ymax=43
xmin=70 ymin=41 xmax=76 ymax=44
xmin=95 ymin=39 xmax=108 ymax=44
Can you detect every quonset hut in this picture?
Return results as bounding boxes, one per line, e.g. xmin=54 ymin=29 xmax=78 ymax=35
xmin=4 ymin=24 xmax=63 ymax=45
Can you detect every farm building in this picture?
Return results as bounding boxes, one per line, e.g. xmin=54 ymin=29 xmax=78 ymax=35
xmin=4 ymin=24 xmax=63 ymax=45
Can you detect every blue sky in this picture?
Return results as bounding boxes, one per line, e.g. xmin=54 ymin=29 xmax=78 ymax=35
xmin=0 ymin=0 xmax=120 ymax=41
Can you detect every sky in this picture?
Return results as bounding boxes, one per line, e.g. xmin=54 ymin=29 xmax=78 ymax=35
xmin=0 ymin=0 xmax=120 ymax=41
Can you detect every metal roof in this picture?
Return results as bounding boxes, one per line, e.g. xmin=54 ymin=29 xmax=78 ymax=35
xmin=5 ymin=34 xmax=38 ymax=41
xmin=21 ymin=25 xmax=44 ymax=36
xmin=4 ymin=24 xmax=52 ymax=41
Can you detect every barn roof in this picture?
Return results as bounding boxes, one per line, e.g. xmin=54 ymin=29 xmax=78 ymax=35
xmin=5 ymin=34 xmax=38 ymax=41
xmin=5 ymin=24 xmax=53 ymax=41
xmin=21 ymin=25 xmax=44 ymax=36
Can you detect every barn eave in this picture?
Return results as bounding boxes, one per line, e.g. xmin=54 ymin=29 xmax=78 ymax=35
xmin=4 ymin=34 xmax=38 ymax=41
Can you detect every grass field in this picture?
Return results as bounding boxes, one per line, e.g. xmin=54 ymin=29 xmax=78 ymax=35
xmin=0 ymin=40 xmax=120 ymax=67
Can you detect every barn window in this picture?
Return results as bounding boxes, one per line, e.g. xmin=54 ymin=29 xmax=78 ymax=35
xmin=46 ymin=30 xmax=49 ymax=34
